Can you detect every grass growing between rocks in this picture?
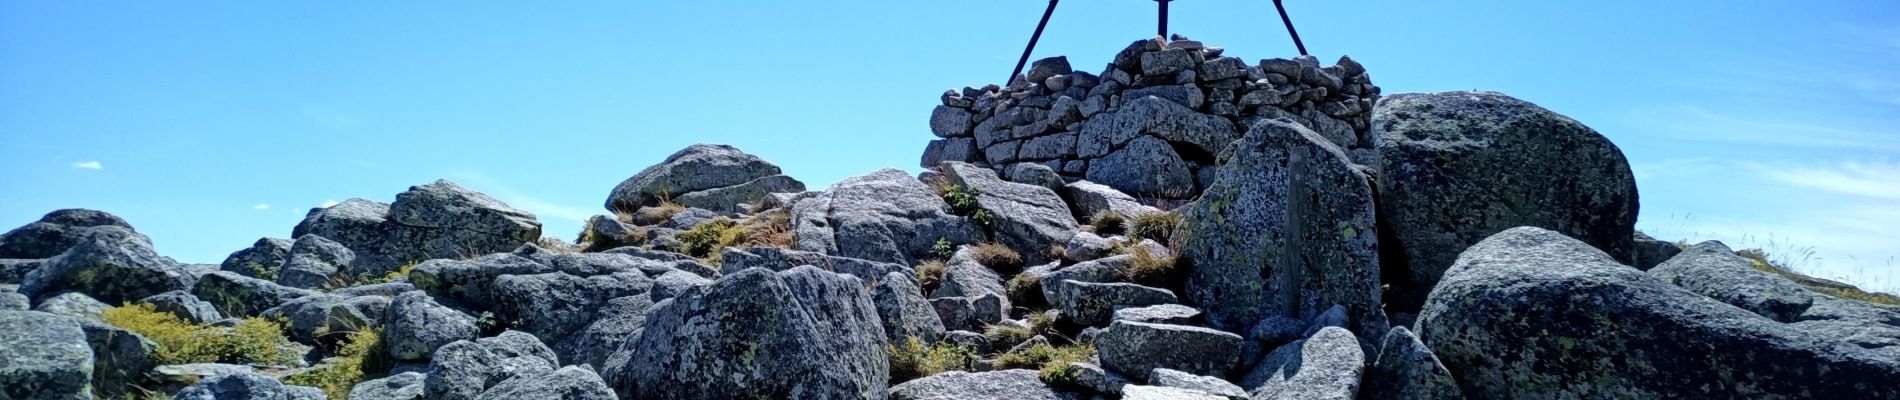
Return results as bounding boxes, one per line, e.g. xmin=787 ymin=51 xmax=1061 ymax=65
xmin=287 ymin=328 xmax=390 ymax=400
xmin=1088 ymin=211 xmax=1127 ymax=236
xmin=676 ymin=218 xmax=747 ymax=259
xmin=967 ymin=242 xmax=1023 ymax=273
xmin=1006 ymin=274 xmax=1044 ymax=309
xmin=101 ymin=303 xmax=300 ymax=366
xmin=983 ymin=324 xmax=1033 ymax=350
xmin=993 ymin=342 xmax=1094 ymax=387
xmin=942 ymin=184 xmax=993 ymax=229
xmin=887 ymin=336 xmax=976 ymax=383
xmin=1117 ymin=245 xmax=1179 ymax=287
xmin=1740 ymin=249 xmax=1900 ymax=305
xmin=1126 ymin=211 xmax=1181 ymax=244
xmin=916 ymin=260 xmax=948 ymax=294
xmin=319 ymin=262 xmax=417 ymax=292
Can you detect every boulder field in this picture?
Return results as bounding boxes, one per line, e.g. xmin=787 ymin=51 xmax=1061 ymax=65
xmin=4 ymin=36 xmax=1895 ymax=400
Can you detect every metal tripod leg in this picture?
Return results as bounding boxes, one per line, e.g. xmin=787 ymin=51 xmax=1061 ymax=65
xmin=1007 ymin=0 xmax=1061 ymax=87
xmin=1273 ymin=0 xmax=1309 ymax=55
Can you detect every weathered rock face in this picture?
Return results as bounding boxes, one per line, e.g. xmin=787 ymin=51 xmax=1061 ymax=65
xmin=293 ymin=180 xmax=542 ymax=277
xmin=0 ymin=209 xmax=133 ymax=261
xmin=887 ymin=369 xmax=1065 ymax=400
xmin=603 ymin=266 xmax=889 ymax=400
xmin=1062 ymin=181 xmax=1159 ymax=222
xmin=409 ymin=253 xmax=555 ymax=306
xmin=193 ymin=271 xmax=317 ymax=318
xmin=475 ymin=365 xmax=617 ymax=400
xmin=0 ymin=310 xmax=94 ymax=400
xmin=923 ymin=37 xmax=1381 ymax=202
xmin=1628 ymin=231 xmax=1680 ymax=271
xmin=20 ymin=225 xmax=191 ymax=304
xmin=277 ymin=234 xmax=355 ymax=289
xmin=720 ymin=246 xmax=912 ymax=282
xmin=174 ymin=372 xmax=307 ymax=400
xmin=555 ymin=295 xmax=654 ymax=370
xmin=1097 ymin=320 xmax=1243 ymax=382
xmin=605 ymin=144 xmax=803 ymax=212
xmin=1650 ymin=241 xmax=1814 ymax=322
xmin=491 ymin=271 xmax=651 ymax=342
xmin=1055 ymin=281 xmax=1178 ymax=327
xmin=350 ymin=371 xmax=426 ymax=400
xmin=1416 ymin=227 xmax=1900 ymax=398
xmin=261 ymin=293 xmax=389 ymax=344
xmin=873 ymin=271 xmax=946 ymax=344
xmin=941 ymin=162 xmax=1078 ymax=265
xmin=1176 ymin=119 xmax=1383 ymax=333
xmin=220 ymin=237 xmax=293 ymax=279
xmin=382 ymin=291 xmax=477 ymax=362
xmin=425 ymin=331 xmax=562 ymax=400
xmin=1362 ymin=327 xmax=1461 ymax=400
xmin=1238 ymin=326 xmax=1365 ymax=400
xmin=791 ymin=168 xmax=986 ymax=265
xmin=1374 ymin=91 xmax=1639 ymax=313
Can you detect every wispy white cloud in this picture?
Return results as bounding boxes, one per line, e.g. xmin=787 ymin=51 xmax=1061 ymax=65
xmin=252 ymin=204 xmax=270 ymax=210
xmin=1758 ymin=160 xmax=1900 ymax=200
xmin=71 ymin=160 xmax=103 ymax=170
xmin=319 ymin=200 xmax=341 ymax=208
xmin=1648 ymin=106 xmax=1900 ymax=151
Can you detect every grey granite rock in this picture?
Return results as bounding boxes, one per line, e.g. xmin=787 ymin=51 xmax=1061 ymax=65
xmin=1097 ymin=320 xmax=1242 ymax=381
xmin=887 ymin=369 xmax=1065 ymax=400
xmin=0 ymin=310 xmax=93 ymax=400
xmin=1239 ymin=326 xmax=1364 ymax=400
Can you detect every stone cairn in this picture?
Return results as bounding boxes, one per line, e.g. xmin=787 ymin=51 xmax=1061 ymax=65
xmin=922 ymin=35 xmax=1381 ymax=201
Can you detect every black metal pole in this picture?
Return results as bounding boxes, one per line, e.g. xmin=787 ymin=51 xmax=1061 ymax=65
xmin=1156 ymin=0 xmax=1171 ymax=38
xmin=1273 ymin=0 xmax=1308 ymax=55
xmin=1008 ymin=0 xmax=1061 ymax=86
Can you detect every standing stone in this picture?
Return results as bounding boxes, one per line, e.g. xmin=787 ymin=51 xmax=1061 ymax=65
xmin=1177 ymin=119 xmax=1383 ymax=333
xmin=1416 ymin=227 xmax=1900 ymax=398
xmin=1374 ymin=91 xmax=1638 ymax=313
xmin=0 ymin=311 xmax=94 ymax=400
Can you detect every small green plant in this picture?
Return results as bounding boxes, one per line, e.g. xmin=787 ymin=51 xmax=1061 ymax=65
xmin=984 ymin=324 xmax=1033 ymax=352
xmin=887 ymin=336 xmax=977 ymax=383
xmin=676 ymin=218 xmax=749 ymax=259
xmin=967 ymin=242 xmax=1024 ymax=273
xmin=932 ymin=238 xmax=956 ymax=260
xmin=238 ymin=262 xmax=279 ymax=281
xmin=475 ymin=311 xmax=507 ymax=337
xmin=943 ymin=184 xmax=992 ymax=228
xmin=1118 ymin=245 xmax=1178 ymax=286
xmin=915 ymin=260 xmax=948 ymax=294
xmin=287 ymin=328 xmax=391 ymax=400
xmin=1089 ymin=211 xmax=1127 ymax=236
xmin=101 ymin=303 xmax=299 ymax=366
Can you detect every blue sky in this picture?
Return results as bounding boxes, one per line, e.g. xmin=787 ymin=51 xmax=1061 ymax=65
xmin=3 ymin=1 xmax=1896 ymax=290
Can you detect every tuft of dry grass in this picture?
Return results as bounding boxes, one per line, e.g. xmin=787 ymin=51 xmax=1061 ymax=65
xmin=1117 ymin=245 xmax=1178 ymax=286
xmin=967 ymin=242 xmax=1024 ymax=273
xmin=739 ymin=209 xmax=795 ymax=250
xmin=887 ymin=336 xmax=976 ymax=383
xmin=286 ymin=328 xmax=390 ymax=400
xmin=991 ymin=342 xmax=1094 ymax=384
xmin=1739 ymin=249 xmax=1900 ymax=305
xmin=1006 ymin=273 xmax=1045 ymax=309
xmin=1127 ymin=211 xmax=1181 ymax=244
xmin=915 ymin=260 xmax=948 ymax=294
xmin=1088 ymin=211 xmax=1127 ymax=236
xmin=983 ymin=324 xmax=1033 ymax=352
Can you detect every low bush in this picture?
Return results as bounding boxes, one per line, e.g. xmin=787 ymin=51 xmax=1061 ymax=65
xmin=101 ymin=303 xmax=299 ymax=366
xmin=943 ymin=184 xmax=993 ymax=229
xmin=676 ymin=218 xmax=748 ymax=259
xmin=887 ymin=336 xmax=976 ymax=383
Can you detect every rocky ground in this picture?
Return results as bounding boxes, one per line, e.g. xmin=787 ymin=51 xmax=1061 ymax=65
xmin=5 ymin=36 xmax=1899 ymax=400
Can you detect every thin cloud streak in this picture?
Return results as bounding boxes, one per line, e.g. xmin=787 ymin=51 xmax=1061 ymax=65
xmin=71 ymin=161 xmax=103 ymax=170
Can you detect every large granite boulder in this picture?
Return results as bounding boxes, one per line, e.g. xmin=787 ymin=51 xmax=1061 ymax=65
xmin=1097 ymin=320 xmax=1242 ymax=381
xmin=554 ymin=295 xmax=655 ymax=370
xmin=791 ymin=168 xmax=986 ymax=265
xmin=940 ymin=162 xmax=1078 ymax=265
xmin=475 ymin=365 xmax=616 ymax=400
xmin=277 ymin=235 xmax=355 ymax=289
xmin=0 ymin=311 xmax=94 ymax=400
xmin=887 ymin=369 xmax=1066 ymax=400
xmin=1374 ymin=91 xmax=1638 ymax=313
xmin=192 ymin=271 xmax=317 ymax=318
xmin=1176 ymin=119 xmax=1383 ymax=332
xmin=219 ymin=237 xmax=293 ymax=279
xmin=20 ymin=225 xmax=191 ymax=304
xmin=1054 ymin=281 xmax=1178 ymax=327
xmin=1362 ymin=326 xmax=1461 ymax=400
xmin=425 ymin=331 xmax=561 ymax=400
xmin=873 ymin=271 xmax=946 ymax=344
xmin=1238 ymin=326 xmax=1365 ymax=400
xmin=719 ymin=246 xmax=912 ymax=282
xmin=261 ymin=293 xmax=389 ymax=344
xmin=1415 ymin=227 xmax=1900 ymax=398
xmin=408 ymin=253 xmax=556 ymax=306
xmin=1649 ymin=241 xmax=1813 ymax=322
xmin=293 ymin=180 xmax=542 ymax=277
xmin=141 ymin=290 xmax=224 ymax=324
xmin=0 ymin=209 xmax=133 ymax=260
xmin=382 ymin=291 xmax=478 ymax=362
xmin=349 ymin=372 xmax=426 ymax=400
xmin=174 ymin=371 xmax=319 ymax=400
xmin=671 ymin=175 xmax=807 ymax=213
xmin=603 ymin=266 xmax=888 ymax=400
xmin=491 ymin=271 xmax=652 ymax=342
xmin=605 ymin=144 xmax=795 ymax=212
xmin=1062 ymin=181 xmax=1159 ymax=222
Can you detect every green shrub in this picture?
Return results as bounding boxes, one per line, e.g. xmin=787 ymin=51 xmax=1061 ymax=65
xmin=1127 ymin=211 xmax=1182 ymax=244
xmin=101 ymin=303 xmax=299 ymax=366
xmin=287 ymin=328 xmax=390 ymax=400
xmin=943 ymin=184 xmax=992 ymax=229
xmin=931 ymin=238 xmax=955 ymax=259
xmin=887 ymin=336 xmax=976 ymax=383
xmin=676 ymin=218 xmax=748 ymax=259
xmin=1088 ymin=211 xmax=1127 ymax=236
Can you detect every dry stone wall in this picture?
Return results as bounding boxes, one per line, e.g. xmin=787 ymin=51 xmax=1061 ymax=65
xmin=922 ymin=35 xmax=1381 ymax=200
